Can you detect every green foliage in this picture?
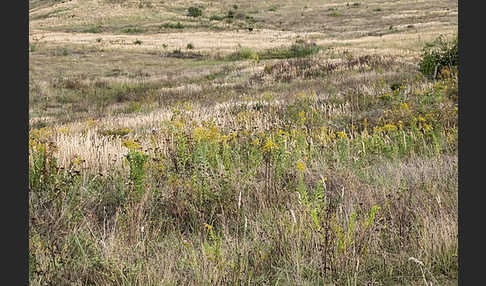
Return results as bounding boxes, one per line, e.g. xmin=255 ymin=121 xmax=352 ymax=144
xmin=125 ymin=150 xmax=148 ymax=197
xmin=228 ymin=43 xmax=323 ymax=61
xmin=82 ymin=25 xmax=103 ymax=33
xmin=161 ymin=22 xmax=184 ymax=29
xmin=187 ymin=6 xmax=202 ymax=17
xmin=210 ymin=14 xmax=225 ymax=21
xmin=418 ymin=34 xmax=458 ymax=79
xmin=120 ymin=25 xmax=145 ymax=34
xmin=227 ymin=47 xmax=257 ymax=60
xmin=328 ymin=12 xmax=342 ymax=17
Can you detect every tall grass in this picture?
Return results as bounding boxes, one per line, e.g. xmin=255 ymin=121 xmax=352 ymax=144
xmin=29 ymin=69 xmax=458 ymax=284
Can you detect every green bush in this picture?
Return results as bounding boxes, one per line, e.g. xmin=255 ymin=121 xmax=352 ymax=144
xmin=161 ymin=22 xmax=184 ymax=29
xmin=187 ymin=6 xmax=202 ymax=17
xmin=210 ymin=14 xmax=225 ymax=21
xmin=418 ymin=34 xmax=458 ymax=79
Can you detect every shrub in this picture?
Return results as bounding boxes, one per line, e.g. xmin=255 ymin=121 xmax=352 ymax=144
xmin=210 ymin=15 xmax=225 ymax=21
xmin=418 ymin=34 xmax=458 ymax=79
xmin=82 ymin=25 xmax=103 ymax=33
xmin=187 ymin=6 xmax=202 ymax=17
xmin=121 ymin=26 xmax=145 ymax=34
xmin=161 ymin=22 xmax=185 ymax=29
xmin=328 ymin=12 xmax=342 ymax=17
xmin=227 ymin=47 xmax=257 ymax=60
xmin=186 ymin=43 xmax=194 ymax=50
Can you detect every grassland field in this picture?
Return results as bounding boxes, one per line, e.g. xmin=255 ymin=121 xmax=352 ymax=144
xmin=29 ymin=0 xmax=458 ymax=285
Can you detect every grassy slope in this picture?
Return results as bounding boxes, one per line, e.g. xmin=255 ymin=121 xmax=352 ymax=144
xmin=29 ymin=0 xmax=458 ymax=285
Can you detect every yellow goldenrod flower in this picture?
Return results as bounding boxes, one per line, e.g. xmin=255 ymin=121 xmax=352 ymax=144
xmin=172 ymin=120 xmax=184 ymax=129
xmin=422 ymin=123 xmax=433 ymax=132
xmin=383 ymin=124 xmax=397 ymax=132
xmin=328 ymin=131 xmax=336 ymax=140
xmin=299 ymin=111 xmax=306 ymax=123
xmin=204 ymin=223 xmax=213 ymax=231
xmin=122 ymin=138 xmax=141 ymax=151
xmin=296 ymin=161 xmax=305 ymax=172
xmin=400 ymin=103 xmax=410 ymax=112
xmin=262 ymin=138 xmax=278 ymax=152
xmin=337 ymin=131 xmax=347 ymax=139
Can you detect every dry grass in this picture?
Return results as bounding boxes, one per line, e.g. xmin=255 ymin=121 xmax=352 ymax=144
xmin=29 ymin=0 xmax=458 ymax=284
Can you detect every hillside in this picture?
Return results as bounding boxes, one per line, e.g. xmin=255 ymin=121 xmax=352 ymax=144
xmin=29 ymin=0 xmax=458 ymax=285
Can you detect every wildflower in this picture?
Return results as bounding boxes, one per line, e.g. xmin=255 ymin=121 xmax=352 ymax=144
xmin=398 ymin=120 xmax=404 ymax=129
xmin=422 ymin=123 xmax=433 ymax=132
xmin=122 ymin=138 xmax=141 ymax=151
xmin=382 ymin=123 xmax=397 ymax=132
xmin=418 ymin=115 xmax=426 ymax=122
xmin=71 ymin=155 xmax=84 ymax=166
xmin=337 ymin=131 xmax=347 ymax=139
xmin=400 ymin=102 xmax=410 ymax=112
xmin=298 ymin=111 xmax=306 ymax=123
xmin=172 ymin=120 xmax=184 ymax=129
xmin=204 ymin=223 xmax=213 ymax=231
xmin=221 ymin=135 xmax=230 ymax=143
xmin=380 ymin=93 xmax=392 ymax=100
xmin=193 ymin=126 xmax=208 ymax=142
xmin=296 ymin=161 xmax=305 ymax=172
xmin=262 ymin=138 xmax=278 ymax=152
xmin=373 ymin=126 xmax=383 ymax=134
xmin=328 ymin=130 xmax=336 ymax=140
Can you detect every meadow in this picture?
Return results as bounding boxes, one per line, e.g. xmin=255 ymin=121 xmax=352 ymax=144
xmin=29 ymin=0 xmax=458 ymax=285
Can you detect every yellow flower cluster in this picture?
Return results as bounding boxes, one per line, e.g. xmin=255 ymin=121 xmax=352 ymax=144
xmin=172 ymin=120 xmax=184 ymax=129
xmin=262 ymin=138 xmax=278 ymax=152
xmin=337 ymin=131 xmax=347 ymax=139
xmin=122 ymin=138 xmax=141 ymax=151
xmin=382 ymin=123 xmax=397 ymax=132
xmin=296 ymin=161 xmax=306 ymax=172
xmin=193 ymin=126 xmax=220 ymax=142
xmin=299 ymin=110 xmax=307 ymax=124
xmin=204 ymin=223 xmax=213 ymax=231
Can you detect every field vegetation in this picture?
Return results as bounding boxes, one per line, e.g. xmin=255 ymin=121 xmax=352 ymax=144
xmin=29 ymin=0 xmax=458 ymax=285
